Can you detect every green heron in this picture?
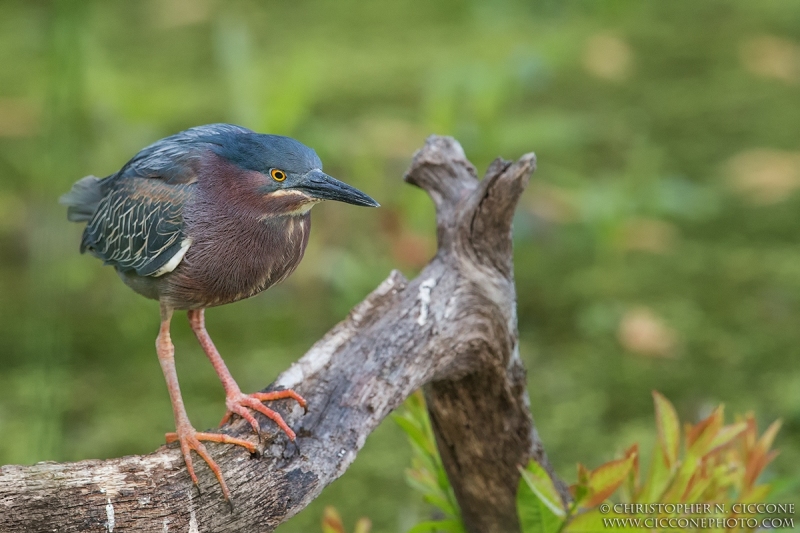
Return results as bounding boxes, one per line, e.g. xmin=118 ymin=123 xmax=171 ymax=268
xmin=60 ymin=124 xmax=378 ymax=501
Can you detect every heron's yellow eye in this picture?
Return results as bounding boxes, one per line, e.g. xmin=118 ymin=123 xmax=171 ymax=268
xmin=270 ymin=169 xmax=286 ymax=182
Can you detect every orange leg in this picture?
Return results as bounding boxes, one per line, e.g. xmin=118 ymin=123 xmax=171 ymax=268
xmin=187 ymin=309 xmax=307 ymax=440
xmin=157 ymin=305 xmax=256 ymax=501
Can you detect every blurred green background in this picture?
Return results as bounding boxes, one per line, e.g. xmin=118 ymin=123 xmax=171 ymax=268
xmin=1 ymin=0 xmax=799 ymax=530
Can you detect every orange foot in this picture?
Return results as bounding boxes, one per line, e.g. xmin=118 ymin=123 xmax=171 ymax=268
xmin=165 ymin=426 xmax=257 ymax=502
xmin=220 ymin=389 xmax=307 ymax=440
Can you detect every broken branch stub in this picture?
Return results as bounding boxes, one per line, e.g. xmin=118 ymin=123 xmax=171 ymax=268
xmin=406 ymin=137 xmax=547 ymax=533
xmin=0 ymin=136 xmax=560 ymax=533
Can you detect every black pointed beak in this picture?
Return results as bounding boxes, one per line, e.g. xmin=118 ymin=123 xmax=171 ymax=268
xmin=296 ymin=170 xmax=379 ymax=207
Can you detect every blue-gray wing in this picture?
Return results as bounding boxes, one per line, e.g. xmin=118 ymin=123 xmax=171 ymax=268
xmin=66 ymin=124 xmax=253 ymax=277
xmin=118 ymin=123 xmax=253 ymax=183
xmin=80 ymin=178 xmax=194 ymax=277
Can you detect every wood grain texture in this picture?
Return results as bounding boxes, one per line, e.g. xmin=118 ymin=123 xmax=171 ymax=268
xmin=0 ymin=136 xmax=565 ymax=533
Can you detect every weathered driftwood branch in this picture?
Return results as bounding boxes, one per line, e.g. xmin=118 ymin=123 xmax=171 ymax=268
xmin=0 ymin=136 xmax=561 ymax=533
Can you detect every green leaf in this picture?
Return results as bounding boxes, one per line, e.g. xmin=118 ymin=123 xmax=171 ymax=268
xmin=422 ymin=493 xmax=458 ymax=517
xmin=637 ymin=434 xmax=671 ymax=503
xmin=396 ymin=391 xmax=466 ymax=531
xmin=686 ymin=406 xmax=723 ymax=458
xmin=744 ymin=419 xmax=782 ymax=489
xmin=652 ymin=391 xmax=680 ymax=470
xmin=638 ymin=393 xmax=680 ymax=502
xmin=585 ymin=454 xmax=635 ymax=508
xmin=573 ymin=463 xmax=590 ymax=505
xmin=706 ymin=421 xmax=747 ymax=454
xmin=519 ymin=461 xmax=567 ymax=518
xmin=394 ymin=415 xmax=434 ymax=456
xmin=518 ymin=461 xmax=567 ymax=533
xmin=405 ymin=468 xmax=438 ymax=495
xmin=622 ymin=444 xmax=639 ymax=499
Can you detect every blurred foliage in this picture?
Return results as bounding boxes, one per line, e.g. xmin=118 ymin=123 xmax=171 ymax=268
xmin=393 ymin=391 xmax=464 ymax=533
xmin=0 ymin=0 xmax=799 ymax=531
xmin=396 ymin=390 xmax=786 ymax=533
xmin=322 ymin=506 xmax=372 ymax=533
xmin=518 ymin=392 xmax=786 ymax=533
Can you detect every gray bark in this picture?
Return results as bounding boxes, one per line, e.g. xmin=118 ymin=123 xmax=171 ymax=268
xmin=0 ymin=136 xmax=563 ymax=533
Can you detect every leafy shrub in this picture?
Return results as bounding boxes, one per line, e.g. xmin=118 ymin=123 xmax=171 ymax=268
xmin=392 ymin=390 xmax=465 ymax=533
xmin=520 ymin=391 xmax=782 ymax=532
xmin=392 ymin=390 xmax=783 ymax=533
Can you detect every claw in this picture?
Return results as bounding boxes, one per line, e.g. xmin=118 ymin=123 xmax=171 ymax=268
xmin=165 ymin=428 xmax=257 ymax=502
xmin=221 ymin=389 xmax=307 ymax=441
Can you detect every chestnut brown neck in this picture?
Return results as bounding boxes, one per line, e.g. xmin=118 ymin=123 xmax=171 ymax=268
xmin=163 ymin=155 xmax=313 ymax=309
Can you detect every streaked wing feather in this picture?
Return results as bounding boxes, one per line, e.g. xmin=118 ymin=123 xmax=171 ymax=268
xmin=82 ymin=178 xmax=194 ymax=276
xmin=75 ymin=124 xmax=253 ymax=276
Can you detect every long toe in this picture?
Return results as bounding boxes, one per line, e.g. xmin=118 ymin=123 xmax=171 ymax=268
xmin=226 ymin=402 xmax=262 ymax=435
xmin=242 ymin=396 xmax=296 ymax=440
xmin=223 ymin=390 xmax=305 ymax=441
xmin=166 ymin=428 xmax=258 ymax=502
xmin=251 ymin=389 xmax=307 ymax=411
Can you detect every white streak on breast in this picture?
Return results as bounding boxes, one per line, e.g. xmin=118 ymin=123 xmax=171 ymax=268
xmin=266 ymin=189 xmax=308 ymax=198
xmin=152 ymin=237 xmax=192 ymax=277
xmin=286 ymin=200 xmax=320 ymax=215
xmin=258 ymin=192 xmax=320 ymax=218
